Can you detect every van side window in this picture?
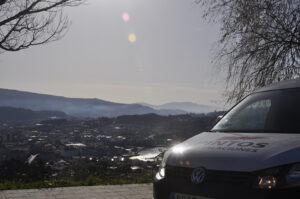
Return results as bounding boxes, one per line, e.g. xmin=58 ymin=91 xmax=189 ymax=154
xmin=266 ymin=91 xmax=300 ymax=132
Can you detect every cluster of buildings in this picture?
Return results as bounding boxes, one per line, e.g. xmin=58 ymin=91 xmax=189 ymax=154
xmin=0 ymin=118 xmax=169 ymax=178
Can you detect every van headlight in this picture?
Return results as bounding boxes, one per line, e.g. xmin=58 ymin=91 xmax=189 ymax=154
xmin=256 ymin=167 xmax=279 ymax=189
xmin=286 ymin=163 xmax=300 ymax=186
xmin=258 ymin=176 xmax=277 ymax=189
xmin=155 ymin=153 xmax=168 ymax=180
xmin=155 ymin=167 xmax=165 ymax=180
xmin=256 ymin=163 xmax=300 ymax=189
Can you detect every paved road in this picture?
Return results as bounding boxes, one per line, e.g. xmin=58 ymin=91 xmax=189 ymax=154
xmin=0 ymin=184 xmax=153 ymax=199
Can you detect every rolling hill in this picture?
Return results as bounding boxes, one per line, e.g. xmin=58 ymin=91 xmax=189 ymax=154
xmin=0 ymin=88 xmax=186 ymax=118
xmin=139 ymin=102 xmax=220 ymax=113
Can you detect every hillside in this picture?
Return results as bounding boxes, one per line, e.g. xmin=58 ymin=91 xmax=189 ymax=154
xmin=0 ymin=89 xmax=185 ymax=118
xmin=0 ymin=107 xmax=67 ymax=123
xmin=140 ymin=102 xmax=220 ymax=113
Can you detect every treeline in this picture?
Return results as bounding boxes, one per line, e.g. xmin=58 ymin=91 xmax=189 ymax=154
xmin=0 ymin=107 xmax=67 ymax=123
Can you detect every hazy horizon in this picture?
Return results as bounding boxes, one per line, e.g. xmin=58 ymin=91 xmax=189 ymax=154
xmin=0 ymin=87 xmax=222 ymax=107
xmin=0 ymin=0 xmax=226 ymax=107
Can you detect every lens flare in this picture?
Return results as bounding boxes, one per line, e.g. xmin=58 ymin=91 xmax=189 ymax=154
xmin=128 ymin=33 xmax=136 ymax=43
xmin=122 ymin=12 xmax=130 ymax=22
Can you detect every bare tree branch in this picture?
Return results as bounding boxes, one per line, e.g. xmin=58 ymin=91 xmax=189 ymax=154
xmin=0 ymin=0 xmax=83 ymax=53
xmin=197 ymin=0 xmax=300 ymax=103
xmin=0 ymin=0 xmax=6 ymax=6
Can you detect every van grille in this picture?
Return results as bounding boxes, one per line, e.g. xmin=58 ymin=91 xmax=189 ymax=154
xmin=166 ymin=165 xmax=252 ymax=185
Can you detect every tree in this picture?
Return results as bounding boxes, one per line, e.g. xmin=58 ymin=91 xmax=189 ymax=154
xmin=0 ymin=0 xmax=83 ymax=53
xmin=197 ymin=0 xmax=300 ymax=103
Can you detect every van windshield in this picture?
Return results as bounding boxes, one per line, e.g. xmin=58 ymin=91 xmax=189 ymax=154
xmin=212 ymin=88 xmax=300 ymax=133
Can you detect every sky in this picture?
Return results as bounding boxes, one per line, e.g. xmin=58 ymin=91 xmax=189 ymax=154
xmin=0 ymin=0 xmax=226 ymax=106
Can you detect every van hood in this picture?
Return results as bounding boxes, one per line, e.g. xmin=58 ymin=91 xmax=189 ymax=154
xmin=166 ymin=132 xmax=300 ymax=172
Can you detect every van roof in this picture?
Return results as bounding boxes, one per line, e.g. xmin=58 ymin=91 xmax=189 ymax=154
xmin=255 ymin=79 xmax=300 ymax=93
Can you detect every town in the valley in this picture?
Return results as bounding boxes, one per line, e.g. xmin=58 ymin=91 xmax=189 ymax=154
xmin=0 ymin=113 xmax=220 ymax=187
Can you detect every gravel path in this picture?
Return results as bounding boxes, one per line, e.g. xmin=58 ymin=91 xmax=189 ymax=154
xmin=0 ymin=184 xmax=153 ymax=199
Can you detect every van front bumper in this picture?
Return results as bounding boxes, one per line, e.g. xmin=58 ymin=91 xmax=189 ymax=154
xmin=153 ymin=174 xmax=300 ymax=199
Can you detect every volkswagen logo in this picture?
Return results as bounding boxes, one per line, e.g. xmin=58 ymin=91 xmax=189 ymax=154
xmin=191 ymin=167 xmax=206 ymax=184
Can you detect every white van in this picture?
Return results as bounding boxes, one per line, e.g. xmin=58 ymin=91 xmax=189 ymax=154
xmin=153 ymin=79 xmax=300 ymax=199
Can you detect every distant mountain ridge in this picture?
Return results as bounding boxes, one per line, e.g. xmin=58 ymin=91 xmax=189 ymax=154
xmin=139 ymin=102 xmax=220 ymax=113
xmin=0 ymin=88 xmax=186 ymax=118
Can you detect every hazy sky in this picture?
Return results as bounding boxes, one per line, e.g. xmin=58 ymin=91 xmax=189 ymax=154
xmin=0 ymin=0 xmax=226 ymax=106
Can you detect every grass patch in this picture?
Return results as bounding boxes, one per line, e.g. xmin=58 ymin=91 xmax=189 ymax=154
xmin=0 ymin=174 xmax=153 ymax=190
